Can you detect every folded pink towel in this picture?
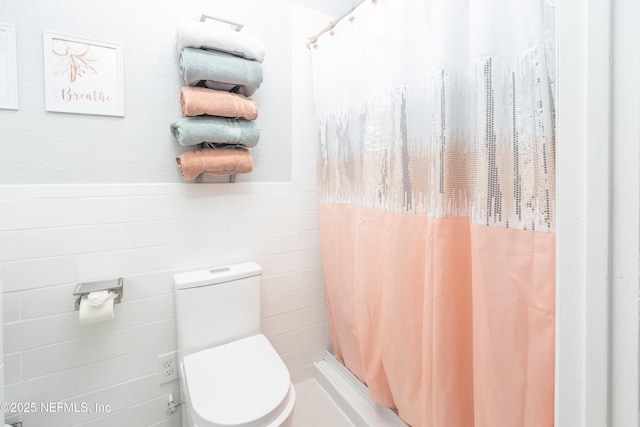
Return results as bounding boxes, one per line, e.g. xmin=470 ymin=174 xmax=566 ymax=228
xmin=176 ymin=148 xmax=253 ymax=180
xmin=181 ymin=87 xmax=258 ymax=120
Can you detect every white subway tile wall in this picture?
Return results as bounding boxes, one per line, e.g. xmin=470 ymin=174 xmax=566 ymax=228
xmin=0 ymin=5 xmax=329 ymax=426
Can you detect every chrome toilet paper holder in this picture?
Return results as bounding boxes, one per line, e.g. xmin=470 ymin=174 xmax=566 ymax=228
xmin=73 ymin=278 xmax=124 ymax=311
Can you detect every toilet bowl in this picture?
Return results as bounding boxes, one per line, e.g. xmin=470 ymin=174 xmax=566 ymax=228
xmin=174 ymin=263 xmax=295 ymax=427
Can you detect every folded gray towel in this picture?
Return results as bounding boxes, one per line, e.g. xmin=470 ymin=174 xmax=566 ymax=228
xmin=180 ymin=48 xmax=263 ymax=97
xmin=170 ymin=116 xmax=260 ymax=148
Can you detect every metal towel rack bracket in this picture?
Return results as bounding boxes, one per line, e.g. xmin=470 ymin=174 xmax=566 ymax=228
xmin=199 ymin=14 xmax=244 ymax=32
xmin=195 ymin=173 xmax=236 ymax=183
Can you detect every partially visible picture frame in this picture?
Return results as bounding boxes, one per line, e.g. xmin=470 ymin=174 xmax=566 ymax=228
xmin=43 ymin=32 xmax=124 ymax=116
xmin=0 ymin=23 xmax=19 ymax=110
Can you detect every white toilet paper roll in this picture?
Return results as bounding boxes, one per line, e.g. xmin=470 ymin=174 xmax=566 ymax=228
xmin=79 ymin=290 xmax=116 ymax=326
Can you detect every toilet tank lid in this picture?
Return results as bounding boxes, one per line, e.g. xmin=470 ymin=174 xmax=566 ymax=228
xmin=174 ymin=262 xmax=262 ymax=290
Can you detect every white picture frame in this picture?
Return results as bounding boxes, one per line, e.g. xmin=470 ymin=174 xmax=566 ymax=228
xmin=43 ymin=32 xmax=124 ymax=116
xmin=0 ymin=23 xmax=19 ymax=110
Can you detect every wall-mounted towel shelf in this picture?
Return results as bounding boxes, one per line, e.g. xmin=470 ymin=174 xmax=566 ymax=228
xmin=73 ymin=277 xmax=123 ymax=311
xmin=174 ymin=14 xmax=258 ymax=183
xmin=199 ymin=14 xmax=244 ymax=32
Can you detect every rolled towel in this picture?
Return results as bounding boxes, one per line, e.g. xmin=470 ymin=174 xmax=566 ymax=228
xmin=180 ymin=48 xmax=263 ymax=97
xmin=181 ymin=87 xmax=258 ymax=120
xmin=177 ymin=20 xmax=266 ymax=63
xmin=170 ymin=116 xmax=260 ymax=148
xmin=176 ymin=148 xmax=253 ymax=180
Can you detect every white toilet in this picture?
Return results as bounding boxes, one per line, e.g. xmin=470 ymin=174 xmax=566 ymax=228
xmin=174 ymin=262 xmax=296 ymax=427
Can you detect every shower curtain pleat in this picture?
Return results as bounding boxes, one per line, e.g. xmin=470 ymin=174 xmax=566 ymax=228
xmin=470 ymin=224 xmax=556 ymax=427
xmin=312 ymin=0 xmax=556 ymax=425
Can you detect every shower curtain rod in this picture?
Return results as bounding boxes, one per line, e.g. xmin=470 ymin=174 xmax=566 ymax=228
xmin=305 ymin=0 xmax=368 ymax=48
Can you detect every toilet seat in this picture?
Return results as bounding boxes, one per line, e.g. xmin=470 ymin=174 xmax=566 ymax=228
xmin=183 ymin=333 xmax=293 ymax=427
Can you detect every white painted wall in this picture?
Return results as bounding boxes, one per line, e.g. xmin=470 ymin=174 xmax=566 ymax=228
xmin=556 ymin=0 xmax=640 ymax=425
xmin=0 ymin=3 xmax=334 ymax=426
xmin=0 ymin=274 xmax=3 ymax=414
xmin=295 ymin=0 xmax=353 ymax=17
xmin=609 ymin=0 xmax=640 ymax=424
xmin=0 ymin=0 xmax=294 ymax=183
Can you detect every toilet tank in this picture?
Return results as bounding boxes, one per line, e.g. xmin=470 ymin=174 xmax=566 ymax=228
xmin=174 ymin=262 xmax=262 ymax=356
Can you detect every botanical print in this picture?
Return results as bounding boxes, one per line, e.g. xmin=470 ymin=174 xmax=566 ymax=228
xmin=44 ymin=33 xmax=124 ymax=116
xmin=52 ymin=41 xmax=100 ymax=83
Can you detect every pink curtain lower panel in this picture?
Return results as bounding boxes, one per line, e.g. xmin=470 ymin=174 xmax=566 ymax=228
xmin=319 ymin=205 xmax=555 ymax=426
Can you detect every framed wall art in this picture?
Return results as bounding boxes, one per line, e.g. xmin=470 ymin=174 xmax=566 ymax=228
xmin=0 ymin=23 xmax=19 ymax=110
xmin=43 ymin=32 xmax=124 ymax=116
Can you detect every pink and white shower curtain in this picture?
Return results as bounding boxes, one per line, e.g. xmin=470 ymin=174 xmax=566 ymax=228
xmin=311 ymin=1 xmax=556 ymax=426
